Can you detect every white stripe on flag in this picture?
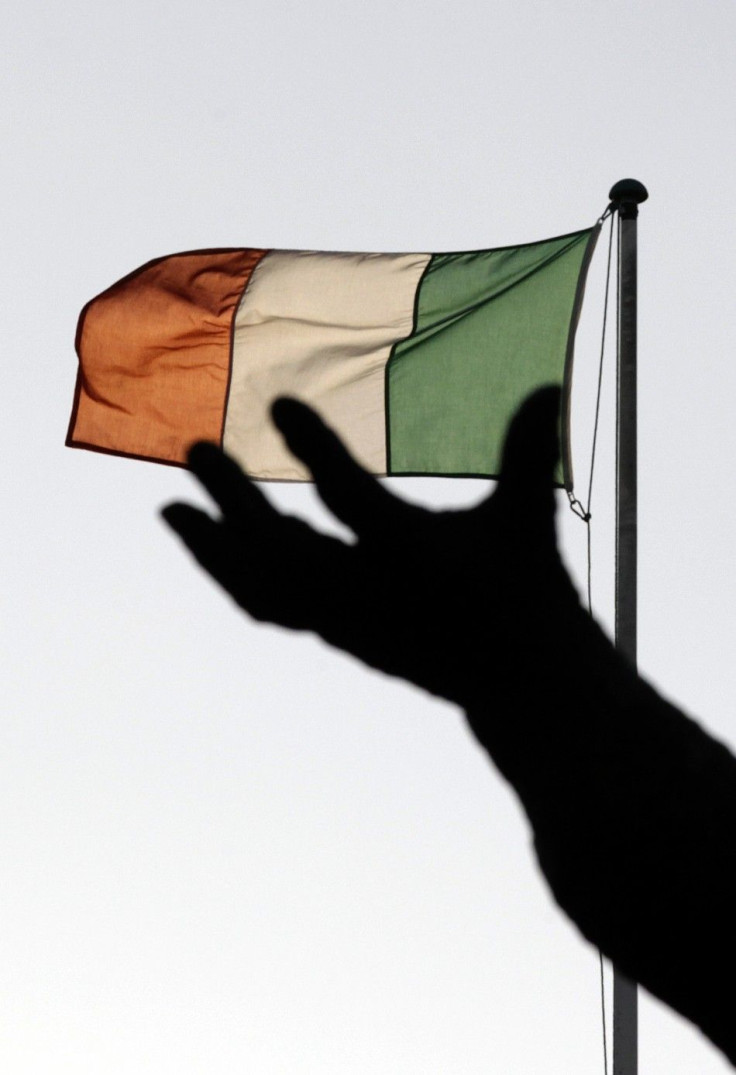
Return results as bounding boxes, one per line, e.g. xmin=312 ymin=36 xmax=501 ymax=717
xmin=224 ymin=249 xmax=430 ymax=479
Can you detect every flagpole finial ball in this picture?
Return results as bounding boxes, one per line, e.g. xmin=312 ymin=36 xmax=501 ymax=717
xmin=609 ymin=178 xmax=649 ymax=205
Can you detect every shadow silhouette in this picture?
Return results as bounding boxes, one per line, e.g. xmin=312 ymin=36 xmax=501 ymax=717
xmin=163 ymin=386 xmax=736 ymax=1067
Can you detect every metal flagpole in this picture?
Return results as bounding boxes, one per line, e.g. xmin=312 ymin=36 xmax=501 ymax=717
xmin=607 ymin=177 xmax=648 ymax=1075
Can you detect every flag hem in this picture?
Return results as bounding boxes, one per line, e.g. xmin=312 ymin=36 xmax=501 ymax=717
xmin=64 ymin=438 xmax=191 ymax=468
xmin=561 ymin=222 xmax=603 ymax=491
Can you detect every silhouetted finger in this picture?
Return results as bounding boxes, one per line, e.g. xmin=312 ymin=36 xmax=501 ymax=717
xmin=186 ymin=442 xmax=279 ymax=527
xmin=162 ymin=501 xmax=354 ymax=629
xmin=271 ymin=398 xmax=407 ymax=537
xmin=161 ymin=503 xmax=230 ymax=558
xmin=161 ymin=501 xmax=283 ymax=614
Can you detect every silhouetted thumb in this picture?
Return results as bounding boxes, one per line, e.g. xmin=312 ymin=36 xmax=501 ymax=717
xmin=499 ymin=386 xmax=561 ymax=491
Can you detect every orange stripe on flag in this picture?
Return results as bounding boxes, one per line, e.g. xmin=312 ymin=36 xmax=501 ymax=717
xmin=67 ymin=248 xmax=266 ymax=465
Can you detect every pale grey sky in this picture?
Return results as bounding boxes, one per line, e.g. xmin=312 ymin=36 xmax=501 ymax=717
xmin=3 ymin=1 xmax=736 ymax=1072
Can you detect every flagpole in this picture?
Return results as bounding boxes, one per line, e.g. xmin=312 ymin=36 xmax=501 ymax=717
xmin=608 ymin=177 xmax=648 ymax=1075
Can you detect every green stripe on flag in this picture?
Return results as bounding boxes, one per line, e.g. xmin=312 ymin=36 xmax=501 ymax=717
xmin=386 ymin=227 xmax=599 ymax=484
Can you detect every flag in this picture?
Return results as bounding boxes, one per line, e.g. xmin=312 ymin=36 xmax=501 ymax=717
xmin=67 ymin=226 xmax=599 ymax=486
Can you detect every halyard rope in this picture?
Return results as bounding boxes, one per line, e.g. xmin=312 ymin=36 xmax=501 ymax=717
xmin=566 ymin=206 xmax=616 ymax=1075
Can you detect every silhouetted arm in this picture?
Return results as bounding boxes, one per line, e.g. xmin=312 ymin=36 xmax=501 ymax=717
xmin=162 ymin=388 xmax=736 ymax=1066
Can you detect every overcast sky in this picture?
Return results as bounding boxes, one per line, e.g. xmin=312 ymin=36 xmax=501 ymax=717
xmin=4 ymin=1 xmax=736 ymax=1072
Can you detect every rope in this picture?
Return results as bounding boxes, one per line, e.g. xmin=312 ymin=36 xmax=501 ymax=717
xmin=600 ymin=950 xmax=609 ymax=1075
xmin=564 ymin=208 xmax=617 ymax=1075
xmin=566 ymin=209 xmax=615 ymax=610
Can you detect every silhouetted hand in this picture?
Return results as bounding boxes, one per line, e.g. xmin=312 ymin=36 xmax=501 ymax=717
xmin=161 ymin=385 xmax=736 ymax=1066
xmin=162 ymin=387 xmax=580 ymax=710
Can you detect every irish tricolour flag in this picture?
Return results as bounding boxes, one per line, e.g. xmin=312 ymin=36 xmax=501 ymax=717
xmin=67 ymin=226 xmax=599 ymax=485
